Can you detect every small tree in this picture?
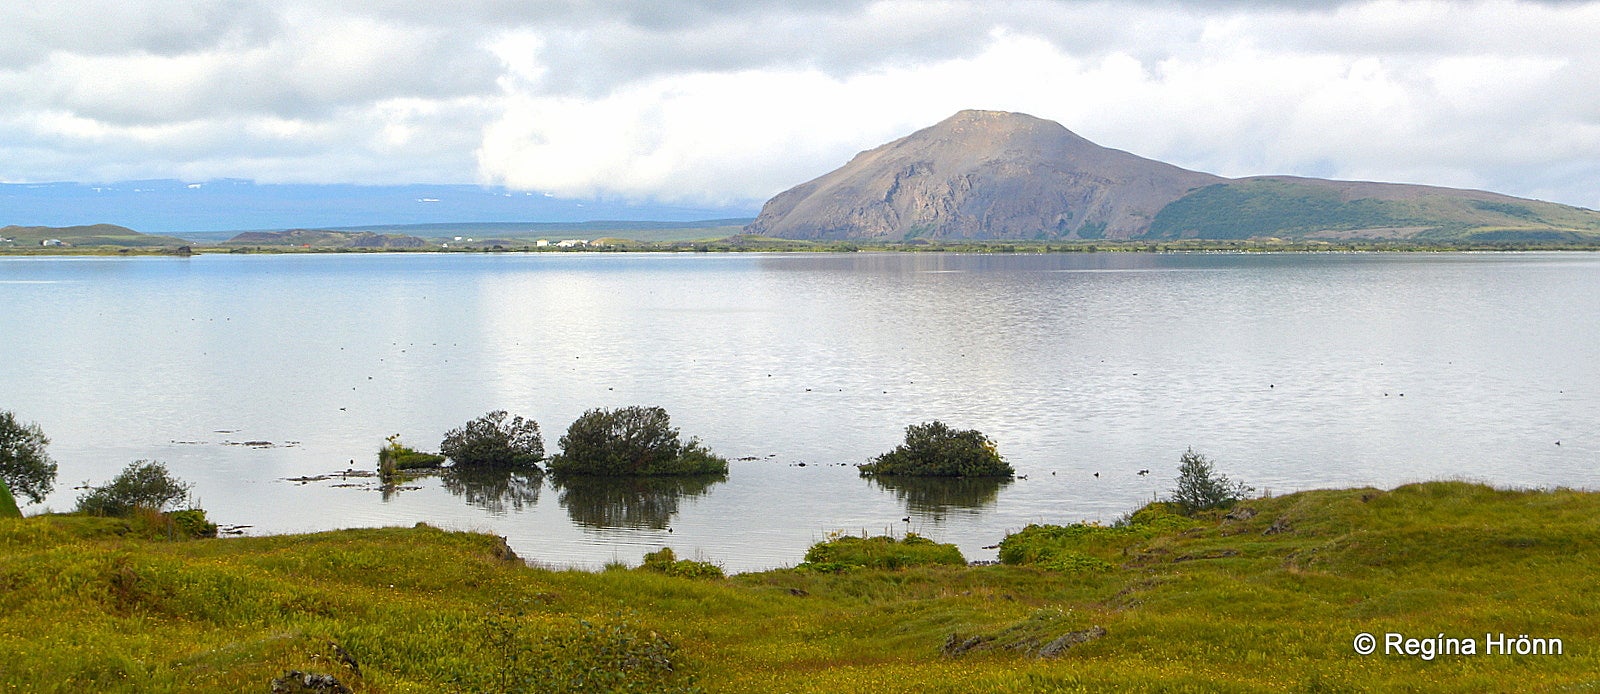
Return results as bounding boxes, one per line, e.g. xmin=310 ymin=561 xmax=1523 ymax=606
xmin=0 ymin=410 xmax=58 ymax=505
xmin=440 ymin=410 xmax=544 ymax=469
xmin=548 ymin=406 xmax=727 ymax=476
xmin=77 ymin=460 xmax=193 ymax=517
xmin=858 ymin=421 xmax=1014 ymax=477
xmin=1171 ymin=447 xmax=1252 ymax=514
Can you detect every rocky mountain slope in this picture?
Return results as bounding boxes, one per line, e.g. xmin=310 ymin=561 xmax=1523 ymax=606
xmin=745 ymin=110 xmax=1600 ymax=242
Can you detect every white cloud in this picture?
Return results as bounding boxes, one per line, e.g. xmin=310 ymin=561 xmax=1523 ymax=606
xmin=2 ymin=0 xmax=1600 ymax=210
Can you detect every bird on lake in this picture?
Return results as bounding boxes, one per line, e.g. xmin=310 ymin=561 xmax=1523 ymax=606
xmin=1137 ymin=469 xmax=1150 ymax=476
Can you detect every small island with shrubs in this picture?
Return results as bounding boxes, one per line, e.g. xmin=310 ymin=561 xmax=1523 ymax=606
xmin=547 ymin=405 xmax=728 ymax=476
xmin=440 ymin=410 xmax=545 ymax=469
xmin=858 ymin=420 xmax=1014 ymax=477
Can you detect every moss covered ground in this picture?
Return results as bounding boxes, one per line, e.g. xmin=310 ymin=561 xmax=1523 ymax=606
xmin=2 ymin=481 xmax=1597 ymax=692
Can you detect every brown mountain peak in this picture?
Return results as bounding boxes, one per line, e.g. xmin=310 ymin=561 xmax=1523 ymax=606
xmin=745 ymin=110 xmax=1220 ymax=241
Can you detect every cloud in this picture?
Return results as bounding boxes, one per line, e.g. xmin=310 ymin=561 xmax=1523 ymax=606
xmin=2 ymin=0 xmax=1599 ymax=211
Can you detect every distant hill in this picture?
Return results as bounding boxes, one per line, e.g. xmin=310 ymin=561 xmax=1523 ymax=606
xmin=0 ymin=224 xmax=192 ymax=248
xmin=0 ymin=180 xmax=754 ymax=235
xmin=326 ymin=219 xmax=754 ymax=242
xmin=184 ymin=219 xmax=753 ymax=244
xmin=747 ymin=110 xmax=1600 ymax=242
xmin=223 ymin=229 xmax=430 ymax=248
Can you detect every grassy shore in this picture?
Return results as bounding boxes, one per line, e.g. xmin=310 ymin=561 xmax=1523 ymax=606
xmin=2 ymin=481 xmax=1597 ymax=692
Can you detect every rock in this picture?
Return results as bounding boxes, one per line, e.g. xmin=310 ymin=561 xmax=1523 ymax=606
xmin=270 ymin=671 xmax=350 ymax=694
xmin=1173 ymin=549 xmax=1241 ymax=563
xmin=1224 ymin=506 xmax=1257 ymax=521
xmin=1037 ymin=626 xmax=1108 ymax=658
xmin=942 ymin=633 xmax=993 ymax=656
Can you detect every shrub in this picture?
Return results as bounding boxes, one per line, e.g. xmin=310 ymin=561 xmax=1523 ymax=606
xmin=547 ymin=406 xmax=728 ymax=476
xmin=858 ymin=421 xmax=1013 ymax=477
xmin=798 ymin=532 xmax=965 ymax=572
xmin=169 ymin=509 xmax=219 ymax=538
xmin=639 ymin=547 xmax=725 ymax=579
xmin=440 ymin=410 xmax=545 ymax=469
xmin=76 ymin=460 xmax=193 ymax=516
xmin=0 ymin=410 xmax=57 ymax=505
xmin=1171 ymin=447 xmax=1252 ymax=514
xmin=378 ymin=434 xmax=446 ymax=482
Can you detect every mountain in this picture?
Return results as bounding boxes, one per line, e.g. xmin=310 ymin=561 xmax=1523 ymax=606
xmin=223 ymin=229 xmax=429 ymax=248
xmin=745 ymin=110 xmax=1600 ymax=242
xmin=0 ymin=224 xmax=191 ymax=248
xmin=0 ymin=180 xmax=755 ymax=235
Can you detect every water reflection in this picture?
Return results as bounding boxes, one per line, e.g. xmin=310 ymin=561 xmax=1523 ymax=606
xmin=440 ymin=467 xmax=544 ymax=515
xmin=870 ymin=476 xmax=1012 ymax=521
xmin=552 ymin=474 xmax=726 ymax=529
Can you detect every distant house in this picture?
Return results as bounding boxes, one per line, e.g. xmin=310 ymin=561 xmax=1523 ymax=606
xmin=535 ymin=239 xmax=550 ymax=247
xmin=555 ymin=239 xmax=588 ymax=248
xmin=40 ymin=239 xmax=64 ymax=247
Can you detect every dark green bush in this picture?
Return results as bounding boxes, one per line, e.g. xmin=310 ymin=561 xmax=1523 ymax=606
xmin=639 ymin=547 xmax=725 ymax=579
xmin=169 ymin=508 xmax=218 ymax=538
xmin=858 ymin=421 xmax=1013 ymax=477
xmin=547 ymin=406 xmax=728 ymax=476
xmin=440 ymin=410 xmax=545 ymax=469
xmin=0 ymin=410 xmax=57 ymax=505
xmin=798 ymin=533 xmax=965 ymax=572
xmin=1171 ymin=447 xmax=1252 ymax=514
xmin=76 ymin=460 xmax=192 ymax=516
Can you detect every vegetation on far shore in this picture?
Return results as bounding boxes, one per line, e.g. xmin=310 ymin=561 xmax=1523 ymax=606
xmin=13 ymin=234 xmax=1600 ymax=257
xmin=4 ymin=479 xmax=1599 ymax=691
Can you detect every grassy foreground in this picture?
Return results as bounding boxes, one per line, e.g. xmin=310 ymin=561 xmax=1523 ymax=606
xmin=3 ymin=481 xmax=1598 ymax=692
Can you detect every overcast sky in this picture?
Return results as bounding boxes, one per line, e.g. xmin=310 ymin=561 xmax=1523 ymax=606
xmin=3 ymin=0 xmax=1598 ymax=210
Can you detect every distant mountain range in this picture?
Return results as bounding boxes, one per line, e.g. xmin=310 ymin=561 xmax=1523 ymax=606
xmin=0 ymin=180 xmax=753 ymax=235
xmin=746 ymin=110 xmax=1600 ymax=242
xmin=0 ymin=224 xmax=190 ymax=248
xmin=223 ymin=229 xmax=430 ymax=248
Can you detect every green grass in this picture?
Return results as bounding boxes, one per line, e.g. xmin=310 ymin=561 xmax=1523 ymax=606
xmin=4 ymin=481 xmax=1600 ymax=691
xmin=0 ymin=479 xmax=19 ymax=518
xmin=1147 ymin=179 xmax=1600 ymax=241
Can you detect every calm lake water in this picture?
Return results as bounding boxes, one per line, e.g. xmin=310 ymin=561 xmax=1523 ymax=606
xmin=3 ymin=252 xmax=1597 ymax=571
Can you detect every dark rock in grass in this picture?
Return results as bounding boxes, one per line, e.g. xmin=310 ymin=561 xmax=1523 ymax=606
xmin=1173 ymin=548 xmax=1241 ymax=563
xmin=1224 ymin=506 xmax=1257 ymax=521
xmin=942 ymin=633 xmax=994 ymax=656
xmin=270 ymin=671 xmax=350 ymax=694
xmin=1264 ymin=517 xmax=1292 ymax=535
xmin=1037 ymin=626 xmax=1108 ymax=658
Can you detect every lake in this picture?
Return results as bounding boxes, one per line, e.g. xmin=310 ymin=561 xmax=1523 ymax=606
xmin=2 ymin=251 xmax=1597 ymax=571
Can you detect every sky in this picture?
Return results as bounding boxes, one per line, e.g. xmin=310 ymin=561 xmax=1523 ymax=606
xmin=3 ymin=0 xmax=1599 ymax=214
